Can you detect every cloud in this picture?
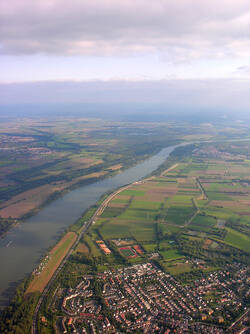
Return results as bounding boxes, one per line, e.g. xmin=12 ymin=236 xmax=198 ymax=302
xmin=1 ymin=0 xmax=250 ymax=62
xmin=0 ymin=79 xmax=249 ymax=113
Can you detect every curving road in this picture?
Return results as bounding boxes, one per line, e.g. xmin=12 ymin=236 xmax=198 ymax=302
xmin=31 ymin=182 xmax=134 ymax=334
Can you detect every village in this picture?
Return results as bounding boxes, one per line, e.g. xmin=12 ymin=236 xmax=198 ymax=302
xmin=55 ymin=263 xmax=249 ymax=333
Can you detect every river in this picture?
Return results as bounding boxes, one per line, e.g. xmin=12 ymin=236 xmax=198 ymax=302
xmin=0 ymin=144 xmax=179 ymax=307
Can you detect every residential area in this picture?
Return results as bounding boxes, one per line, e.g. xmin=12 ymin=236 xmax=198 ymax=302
xmin=54 ymin=263 xmax=249 ymax=333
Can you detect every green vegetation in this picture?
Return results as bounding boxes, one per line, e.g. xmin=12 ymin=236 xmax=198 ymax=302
xmin=143 ymin=243 xmax=157 ymax=252
xmin=2 ymin=131 xmax=250 ymax=333
xmin=130 ymin=200 xmax=162 ymax=210
xmin=86 ymin=140 xmax=250 ymax=265
xmin=160 ymin=249 xmax=183 ymax=260
xmin=166 ymin=206 xmax=195 ymax=225
xmin=223 ymin=228 xmax=250 ymax=253
xmin=0 ymin=217 xmax=16 ymax=235
xmin=83 ymin=234 xmax=101 ymax=257
xmin=162 ymin=261 xmax=192 ymax=275
xmin=158 ymin=223 xmax=182 ymax=234
xmin=189 ymin=214 xmax=217 ymax=232
xmin=0 ymin=277 xmax=40 ymax=334
xmin=121 ymin=189 xmax=145 ymax=197
xmin=100 ymin=219 xmax=156 ymax=241
xmin=119 ymin=247 xmax=135 ymax=257
xmin=0 ymin=117 xmax=186 ymax=225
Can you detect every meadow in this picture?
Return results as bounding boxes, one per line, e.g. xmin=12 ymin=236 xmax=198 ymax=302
xmin=223 ymin=228 xmax=250 ymax=253
xmin=26 ymin=232 xmax=77 ymax=293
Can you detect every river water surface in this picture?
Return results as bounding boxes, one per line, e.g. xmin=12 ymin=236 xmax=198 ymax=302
xmin=0 ymin=144 xmax=179 ymax=307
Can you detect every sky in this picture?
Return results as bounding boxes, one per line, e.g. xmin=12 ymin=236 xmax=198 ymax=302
xmin=0 ymin=0 xmax=250 ymax=108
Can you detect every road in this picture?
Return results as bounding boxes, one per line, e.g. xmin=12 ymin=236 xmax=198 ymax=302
xmin=196 ymin=177 xmax=208 ymax=200
xmin=31 ymin=164 xmax=182 ymax=333
xmin=229 ymin=308 xmax=249 ymax=331
xmin=31 ymin=219 xmax=91 ymax=334
xmin=91 ymin=183 xmax=133 ymax=220
xmin=160 ymin=163 xmax=179 ymax=176
xmin=31 ymin=182 xmax=134 ymax=334
xmin=31 ymin=162 xmax=183 ymax=333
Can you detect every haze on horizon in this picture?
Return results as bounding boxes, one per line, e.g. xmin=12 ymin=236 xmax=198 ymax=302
xmin=0 ymin=0 xmax=250 ymax=113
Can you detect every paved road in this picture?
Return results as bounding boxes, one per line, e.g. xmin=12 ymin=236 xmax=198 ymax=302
xmin=31 ymin=164 xmax=182 ymax=333
xmin=31 ymin=219 xmax=91 ymax=334
xmin=31 ymin=182 xmax=134 ymax=334
xmin=91 ymin=184 xmax=132 ymax=220
xmin=229 ymin=308 xmax=249 ymax=331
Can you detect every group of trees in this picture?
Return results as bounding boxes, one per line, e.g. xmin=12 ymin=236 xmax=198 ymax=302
xmin=0 ymin=217 xmax=16 ymax=237
xmin=0 ymin=279 xmax=39 ymax=334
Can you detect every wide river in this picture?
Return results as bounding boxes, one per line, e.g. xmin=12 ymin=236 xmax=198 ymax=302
xmin=0 ymin=144 xmax=180 ymax=307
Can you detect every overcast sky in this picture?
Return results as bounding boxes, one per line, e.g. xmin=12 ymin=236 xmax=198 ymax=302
xmin=0 ymin=0 xmax=250 ymax=107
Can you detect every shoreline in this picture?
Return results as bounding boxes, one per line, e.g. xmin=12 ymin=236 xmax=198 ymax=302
xmin=30 ymin=164 xmax=181 ymax=332
xmin=0 ymin=142 xmax=183 ymax=310
xmin=0 ymin=144 xmax=179 ymax=239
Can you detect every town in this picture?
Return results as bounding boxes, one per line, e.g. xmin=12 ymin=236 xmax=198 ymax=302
xmin=54 ymin=263 xmax=249 ymax=333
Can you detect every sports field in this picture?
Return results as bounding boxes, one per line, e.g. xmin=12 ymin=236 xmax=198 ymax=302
xmin=119 ymin=247 xmax=137 ymax=258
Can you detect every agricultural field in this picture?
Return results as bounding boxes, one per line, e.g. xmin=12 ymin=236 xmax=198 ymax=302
xmin=224 ymin=228 xmax=250 ymax=253
xmin=2 ymin=116 xmax=249 ymax=225
xmin=1 ymin=116 xmax=192 ymax=230
xmin=189 ymin=214 xmax=217 ymax=232
xmin=3 ymin=137 xmax=250 ymax=334
xmin=85 ymin=141 xmax=250 ymax=275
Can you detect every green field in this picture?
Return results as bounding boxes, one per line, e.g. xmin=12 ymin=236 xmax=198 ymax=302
xmin=160 ymin=249 xmax=183 ymax=260
xmin=101 ymin=207 xmax=124 ymax=218
xmin=130 ymin=200 xmax=162 ymax=210
xmin=158 ymin=223 xmax=182 ymax=234
xmin=112 ymin=198 xmax=130 ymax=204
xmin=189 ymin=214 xmax=217 ymax=232
xmin=121 ymin=189 xmax=145 ymax=197
xmin=166 ymin=206 xmax=196 ymax=225
xmin=142 ymin=243 xmax=157 ymax=252
xmin=88 ymin=143 xmax=250 ymax=264
xmin=163 ymin=262 xmax=192 ymax=275
xmin=119 ymin=247 xmax=136 ymax=257
xmin=206 ymin=191 xmax=233 ymax=201
xmin=119 ymin=208 xmax=158 ymax=221
xmin=83 ymin=234 xmax=101 ymax=257
xmin=224 ymin=228 xmax=250 ymax=253
xmin=100 ymin=219 xmax=156 ymax=241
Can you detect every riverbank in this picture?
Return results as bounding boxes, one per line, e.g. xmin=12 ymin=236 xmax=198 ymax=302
xmin=0 ymin=143 xmax=183 ymax=309
xmin=28 ymin=142 xmax=198 ymax=333
xmin=0 ymin=143 xmax=180 ymax=239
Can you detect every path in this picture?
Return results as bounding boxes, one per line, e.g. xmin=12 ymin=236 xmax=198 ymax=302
xmin=31 ymin=182 xmax=137 ymax=333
